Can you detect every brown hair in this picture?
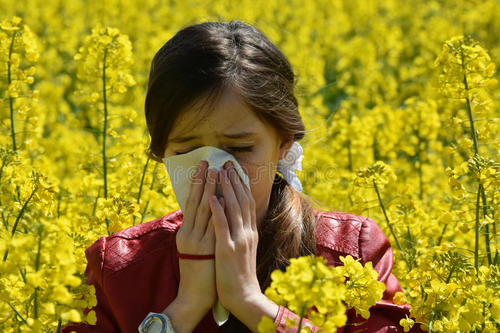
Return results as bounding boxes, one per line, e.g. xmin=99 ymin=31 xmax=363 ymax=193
xmin=145 ymin=19 xmax=323 ymax=332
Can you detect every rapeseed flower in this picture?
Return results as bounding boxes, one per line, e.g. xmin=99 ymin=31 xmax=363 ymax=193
xmin=260 ymin=255 xmax=385 ymax=332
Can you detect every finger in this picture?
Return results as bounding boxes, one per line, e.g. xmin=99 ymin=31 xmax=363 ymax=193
xmin=227 ymin=166 xmax=252 ymax=230
xmin=205 ymin=215 xmax=215 ymax=240
xmin=231 ymin=166 xmax=257 ymax=233
xmin=209 ymin=195 xmax=231 ymax=245
xmin=204 ymin=197 xmax=223 ymax=241
xmin=193 ymin=167 xmax=218 ymax=237
xmin=182 ymin=160 xmax=207 ymax=232
xmin=220 ymin=168 xmax=243 ymax=239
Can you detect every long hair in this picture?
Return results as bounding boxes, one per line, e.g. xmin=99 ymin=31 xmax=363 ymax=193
xmin=145 ymin=20 xmax=323 ymax=332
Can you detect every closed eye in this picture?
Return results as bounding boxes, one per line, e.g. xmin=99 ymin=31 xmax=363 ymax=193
xmin=175 ymin=146 xmax=253 ymax=155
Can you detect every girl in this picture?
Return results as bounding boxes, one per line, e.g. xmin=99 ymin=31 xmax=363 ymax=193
xmin=62 ymin=20 xmax=422 ymax=333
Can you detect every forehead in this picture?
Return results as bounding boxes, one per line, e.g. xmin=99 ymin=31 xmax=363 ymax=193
xmin=168 ymin=87 xmax=272 ymax=140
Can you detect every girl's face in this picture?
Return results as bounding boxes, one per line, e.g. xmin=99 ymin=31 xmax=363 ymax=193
xmin=164 ymin=86 xmax=293 ymax=227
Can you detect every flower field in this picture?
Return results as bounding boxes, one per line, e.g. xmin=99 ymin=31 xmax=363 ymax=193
xmin=1 ymin=0 xmax=499 ymax=332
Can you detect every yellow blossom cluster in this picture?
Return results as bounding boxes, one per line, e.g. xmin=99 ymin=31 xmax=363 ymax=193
xmin=434 ymin=35 xmax=497 ymax=106
xmin=336 ymin=255 xmax=386 ymax=320
xmin=259 ymin=254 xmax=384 ymax=332
xmin=74 ymin=25 xmax=136 ymax=102
xmin=0 ymin=16 xmax=39 ymax=152
xmin=0 ymin=149 xmax=97 ymax=330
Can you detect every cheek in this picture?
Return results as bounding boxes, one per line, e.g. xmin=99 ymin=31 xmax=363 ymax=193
xmin=238 ymin=163 xmax=275 ymax=203
xmin=237 ymin=151 xmax=276 ymax=184
xmin=238 ymin=162 xmax=274 ymax=189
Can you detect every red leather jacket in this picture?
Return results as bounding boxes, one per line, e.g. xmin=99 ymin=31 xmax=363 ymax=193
xmin=61 ymin=209 xmax=424 ymax=333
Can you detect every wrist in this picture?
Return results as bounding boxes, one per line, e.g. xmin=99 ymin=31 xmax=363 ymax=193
xmin=162 ymin=297 xmax=209 ymax=333
xmin=229 ymin=292 xmax=280 ymax=333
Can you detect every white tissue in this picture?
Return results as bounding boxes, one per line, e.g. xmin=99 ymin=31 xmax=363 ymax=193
xmin=162 ymin=146 xmax=251 ymax=326
xmin=163 ymin=146 xmax=250 ymax=214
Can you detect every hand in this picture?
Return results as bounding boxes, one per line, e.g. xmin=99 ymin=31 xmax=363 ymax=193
xmin=173 ymin=160 xmax=224 ymax=314
xmin=208 ymin=162 xmax=262 ymax=313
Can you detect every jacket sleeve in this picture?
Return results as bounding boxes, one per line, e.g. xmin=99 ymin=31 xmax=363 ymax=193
xmin=342 ymin=216 xmax=425 ymax=333
xmin=60 ymin=236 xmax=120 ymax=332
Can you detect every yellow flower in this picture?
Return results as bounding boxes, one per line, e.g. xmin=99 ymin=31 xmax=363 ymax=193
xmin=393 ymin=291 xmax=406 ymax=305
xmin=61 ymin=309 xmax=82 ymax=322
xmin=354 ymin=161 xmax=397 ymax=190
xmin=86 ymin=310 xmax=97 ymax=325
xmin=400 ymin=315 xmax=414 ymax=332
xmin=337 ymin=255 xmax=386 ymax=319
xmin=258 ymin=316 xmax=277 ymax=333
xmin=261 ymin=255 xmax=347 ymax=331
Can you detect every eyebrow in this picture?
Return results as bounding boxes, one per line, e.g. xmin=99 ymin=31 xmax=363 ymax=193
xmin=169 ymin=131 xmax=258 ymax=143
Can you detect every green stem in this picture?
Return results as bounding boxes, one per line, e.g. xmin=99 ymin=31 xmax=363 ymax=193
xmin=296 ymin=259 xmax=318 ymax=332
xmin=33 ymin=225 xmax=43 ymax=319
xmin=102 ymin=48 xmax=108 ymax=200
xmin=1 ymin=211 xmax=7 ymax=230
xmin=296 ymin=305 xmax=307 ymax=333
xmin=415 ymin=115 xmax=424 ymax=201
xmin=406 ymin=225 xmax=415 ymax=270
xmin=347 ymin=111 xmax=353 ymax=172
xmin=140 ymin=164 xmax=159 ymax=224
xmin=491 ymin=191 xmax=497 ymax=250
xmin=460 ymin=47 xmax=480 ymax=156
xmin=134 ymin=156 xmax=150 ymax=226
xmin=102 ymin=48 xmax=110 ymax=235
xmin=19 ymin=268 xmax=26 ymax=284
xmin=7 ymin=302 xmax=27 ymax=324
xmin=3 ymin=184 xmax=38 ymax=262
xmin=140 ymin=201 xmax=150 ymax=224
xmin=91 ymin=186 xmax=101 ymax=218
xmin=474 ymin=183 xmax=481 ymax=275
xmin=33 ymin=288 xmax=38 ymax=320
xmin=480 ymin=188 xmax=492 ymax=265
xmin=137 ymin=156 xmax=150 ymax=203
xmin=437 ymin=224 xmax=447 ymax=246
xmin=8 ymin=31 xmax=18 ymax=152
xmin=428 ymin=309 xmax=435 ymax=333
xmin=372 ymin=179 xmax=405 ymax=256
xmin=35 ymin=225 xmax=43 ymax=271
xmin=0 ymin=155 xmax=6 ymax=184
xmin=460 ymin=43 xmax=492 ymax=266
xmin=445 ymin=265 xmax=455 ymax=283
xmin=56 ymin=184 xmax=62 ymax=218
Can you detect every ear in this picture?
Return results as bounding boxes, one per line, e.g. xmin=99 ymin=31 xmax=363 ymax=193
xmin=278 ymin=136 xmax=294 ymax=160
